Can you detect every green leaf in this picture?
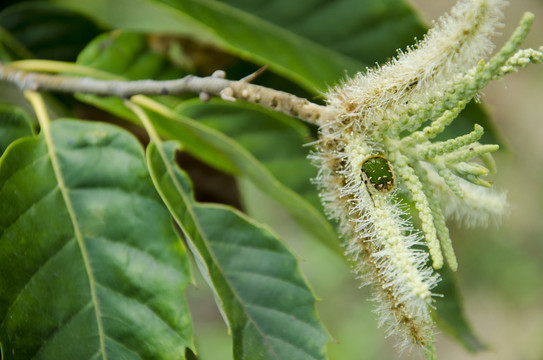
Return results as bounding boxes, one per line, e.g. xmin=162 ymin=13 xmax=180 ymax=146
xmin=0 ymin=2 xmax=103 ymax=61
xmin=77 ymin=32 xmax=186 ymax=81
xmin=147 ymin=140 xmax=330 ymax=360
xmin=0 ymin=26 xmax=31 ymax=61
xmin=73 ymin=32 xmax=190 ymax=121
xmin=0 ymin=103 xmax=35 ymax=155
xmin=0 ymin=119 xmax=192 ymax=359
xmin=219 ymin=0 xmax=427 ymax=65
xmin=433 ymin=266 xmax=486 ymax=352
xmin=0 ymin=84 xmax=70 ymax=126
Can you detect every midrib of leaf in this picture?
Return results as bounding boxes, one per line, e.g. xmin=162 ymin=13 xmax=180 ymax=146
xmin=25 ymin=91 xmax=107 ymax=360
xmin=130 ymin=100 xmax=281 ymax=359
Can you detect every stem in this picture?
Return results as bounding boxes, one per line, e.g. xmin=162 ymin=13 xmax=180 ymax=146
xmin=0 ymin=62 xmax=334 ymax=124
xmin=423 ymin=335 xmax=439 ymax=360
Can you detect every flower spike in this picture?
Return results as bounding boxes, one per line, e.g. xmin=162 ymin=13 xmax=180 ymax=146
xmin=312 ymin=0 xmax=542 ymax=352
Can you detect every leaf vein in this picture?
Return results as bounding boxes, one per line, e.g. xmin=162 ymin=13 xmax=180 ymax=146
xmin=103 ymin=334 xmax=144 ymax=360
xmin=0 ymin=237 xmax=76 ymax=329
xmin=209 ymin=238 xmax=288 ymax=256
xmin=252 ymin=330 xmax=321 ymax=360
xmin=95 ymin=282 xmax=187 ymax=345
xmin=95 ymin=235 xmax=185 ymax=281
xmin=0 ymin=155 xmax=56 ymax=236
xmin=31 ymin=301 xmax=94 ymax=359
xmin=225 ymin=268 xmax=307 ymax=293
xmin=245 ymin=303 xmax=322 ymax=335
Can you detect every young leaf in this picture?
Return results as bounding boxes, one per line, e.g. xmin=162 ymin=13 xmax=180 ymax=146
xmin=0 ymin=103 xmax=35 ymax=155
xmin=146 ymin=140 xmax=330 ymax=360
xmin=0 ymin=119 xmax=192 ymax=359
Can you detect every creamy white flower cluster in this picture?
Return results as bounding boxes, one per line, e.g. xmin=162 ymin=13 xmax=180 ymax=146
xmin=311 ymin=0 xmax=542 ymax=352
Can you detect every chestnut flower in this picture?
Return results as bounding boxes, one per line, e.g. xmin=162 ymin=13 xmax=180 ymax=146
xmin=311 ymin=0 xmax=542 ymax=353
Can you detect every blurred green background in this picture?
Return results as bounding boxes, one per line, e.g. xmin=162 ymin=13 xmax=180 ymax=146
xmin=187 ymin=1 xmax=543 ymax=359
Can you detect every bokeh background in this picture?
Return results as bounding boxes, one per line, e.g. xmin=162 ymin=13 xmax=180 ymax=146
xmin=187 ymin=1 xmax=543 ymax=359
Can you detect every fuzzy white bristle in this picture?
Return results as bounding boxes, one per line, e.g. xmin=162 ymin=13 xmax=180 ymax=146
xmin=312 ymin=0 xmax=510 ymax=350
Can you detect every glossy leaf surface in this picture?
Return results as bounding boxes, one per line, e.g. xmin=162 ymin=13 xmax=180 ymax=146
xmin=0 ymin=119 xmax=192 ymax=359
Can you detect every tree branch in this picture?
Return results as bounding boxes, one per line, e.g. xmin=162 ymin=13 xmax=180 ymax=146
xmin=0 ymin=63 xmax=335 ymax=124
